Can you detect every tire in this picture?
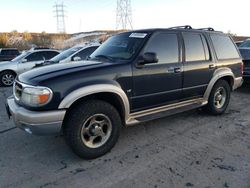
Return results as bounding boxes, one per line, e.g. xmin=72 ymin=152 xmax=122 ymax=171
xmin=0 ymin=71 xmax=16 ymax=87
xmin=64 ymin=100 xmax=122 ymax=159
xmin=204 ymin=80 xmax=231 ymax=115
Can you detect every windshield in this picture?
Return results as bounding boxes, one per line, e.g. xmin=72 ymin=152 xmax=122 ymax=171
xmin=50 ymin=46 xmax=83 ymax=62
xmin=89 ymin=32 xmax=148 ymax=61
xmin=11 ymin=51 xmax=30 ymax=62
xmin=239 ymin=40 xmax=250 ymax=48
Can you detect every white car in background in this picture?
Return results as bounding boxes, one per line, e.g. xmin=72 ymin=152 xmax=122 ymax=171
xmin=0 ymin=49 xmax=59 ymax=86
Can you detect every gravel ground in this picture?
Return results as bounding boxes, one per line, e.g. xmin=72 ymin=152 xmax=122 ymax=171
xmin=0 ymin=86 xmax=250 ymax=188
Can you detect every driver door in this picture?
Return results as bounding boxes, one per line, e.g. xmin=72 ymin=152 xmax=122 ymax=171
xmin=132 ymin=32 xmax=183 ymax=112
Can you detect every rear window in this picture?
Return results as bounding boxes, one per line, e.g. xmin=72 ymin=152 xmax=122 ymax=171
xmin=210 ymin=34 xmax=240 ymax=60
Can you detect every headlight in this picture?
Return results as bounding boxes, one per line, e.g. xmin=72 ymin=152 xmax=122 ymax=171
xmin=21 ymin=87 xmax=53 ymax=107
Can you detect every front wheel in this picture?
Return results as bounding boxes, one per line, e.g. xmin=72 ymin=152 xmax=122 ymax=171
xmin=203 ymin=80 xmax=231 ymax=115
xmin=0 ymin=71 xmax=16 ymax=87
xmin=63 ymin=100 xmax=122 ymax=159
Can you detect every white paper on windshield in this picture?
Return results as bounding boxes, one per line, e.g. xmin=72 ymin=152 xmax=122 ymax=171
xmin=129 ymin=33 xmax=147 ymax=38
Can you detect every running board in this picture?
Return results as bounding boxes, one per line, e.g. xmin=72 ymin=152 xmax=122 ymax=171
xmin=126 ymin=98 xmax=207 ymax=126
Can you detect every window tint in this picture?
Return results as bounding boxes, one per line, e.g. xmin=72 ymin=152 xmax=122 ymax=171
xmin=41 ymin=51 xmax=59 ymax=60
xmin=75 ymin=46 xmax=98 ymax=60
xmin=26 ymin=52 xmax=44 ymax=61
xmin=210 ymin=34 xmax=240 ymax=60
xmin=144 ymin=33 xmax=179 ymax=64
xmin=183 ymin=33 xmax=206 ymax=62
xmin=201 ymin=35 xmax=210 ymax=61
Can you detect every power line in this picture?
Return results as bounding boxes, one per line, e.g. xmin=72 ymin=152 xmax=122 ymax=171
xmin=116 ymin=0 xmax=133 ymax=30
xmin=54 ymin=3 xmax=66 ymax=33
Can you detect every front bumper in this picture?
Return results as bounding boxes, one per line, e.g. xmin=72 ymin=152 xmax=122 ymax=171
xmin=6 ymin=97 xmax=66 ymax=135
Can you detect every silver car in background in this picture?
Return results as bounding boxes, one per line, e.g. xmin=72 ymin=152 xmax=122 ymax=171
xmin=45 ymin=43 xmax=100 ymax=65
xmin=0 ymin=49 xmax=59 ymax=86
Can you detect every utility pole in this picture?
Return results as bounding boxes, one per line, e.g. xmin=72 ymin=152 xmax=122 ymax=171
xmin=54 ymin=3 xmax=66 ymax=33
xmin=116 ymin=0 xmax=133 ymax=30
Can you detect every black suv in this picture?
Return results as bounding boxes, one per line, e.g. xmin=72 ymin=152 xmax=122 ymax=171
xmin=6 ymin=26 xmax=243 ymax=159
xmin=0 ymin=48 xmax=20 ymax=61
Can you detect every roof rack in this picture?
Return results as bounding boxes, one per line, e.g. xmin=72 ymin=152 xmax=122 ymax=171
xmin=168 ymin=25 xmax=193 ymax=30
xmin=197 ymin=27 xmax=215 ymax=31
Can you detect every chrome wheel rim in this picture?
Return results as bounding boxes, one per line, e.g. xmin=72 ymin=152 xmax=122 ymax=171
xmin=2 ymin=74 xmax=14 ymax=86
xmin=214 ymin=87 xmax=226 ymax=109
xmin=80 ymin=114 xmax=112 ymax=149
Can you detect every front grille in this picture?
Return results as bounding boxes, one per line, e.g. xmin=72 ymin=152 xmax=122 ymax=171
xmin=14 ymin=81 xmax=23 ymax=101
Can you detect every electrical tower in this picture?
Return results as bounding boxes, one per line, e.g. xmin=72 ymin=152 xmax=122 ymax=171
xmin=116 ymin=0 xmax=133 ymax=30
xmin=54 ymin=3 xmax=66 ymax=33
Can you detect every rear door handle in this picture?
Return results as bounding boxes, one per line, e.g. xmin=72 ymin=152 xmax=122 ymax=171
xmin=174 ymin=67 xmax=181 ymax=73
xmin=209 ymin=64 xmax=216 ymax=69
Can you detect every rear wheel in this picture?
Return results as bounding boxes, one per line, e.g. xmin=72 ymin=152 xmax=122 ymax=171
xmin=64 ymin=100 xmax=122 ymax=159
xmin=204 ymin=80 xmax=231 ymax=115
xmin=0 ymin=71 xmax=16 ymax=87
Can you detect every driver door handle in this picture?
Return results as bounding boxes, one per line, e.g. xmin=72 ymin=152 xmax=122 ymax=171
xmin=209 ymin=64 xmax=216 ymax=69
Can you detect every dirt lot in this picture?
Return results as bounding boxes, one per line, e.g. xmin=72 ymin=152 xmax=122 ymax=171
xmin=0 ymin=86 xmax=250 ymax=188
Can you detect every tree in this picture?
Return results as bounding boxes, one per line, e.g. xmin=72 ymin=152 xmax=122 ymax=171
xmin=23 ymin=31 xmax=32 ymax=41
xmin=0 ymin=33 xmax=9 ymax=48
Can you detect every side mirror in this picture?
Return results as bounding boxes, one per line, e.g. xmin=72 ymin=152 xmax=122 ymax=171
xmin=72 ymin=56 xmax=81 ymax=61
xmin=138 ymin=52 xmax=158 ymax=65
xmin=21 ymin=58 xmax=27 ymax=63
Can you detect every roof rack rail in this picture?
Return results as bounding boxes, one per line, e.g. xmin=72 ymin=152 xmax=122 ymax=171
xmin=197 ymin=27 xmax=215 ymax=31
xmin=168 ymin=25 xmax=192 ymax=30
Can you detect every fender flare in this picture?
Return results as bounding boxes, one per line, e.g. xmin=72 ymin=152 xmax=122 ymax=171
xmin=203 ymin=67 xmax=234 ymax=100
xmin=58 ymin=84 xmax=130 ymax=120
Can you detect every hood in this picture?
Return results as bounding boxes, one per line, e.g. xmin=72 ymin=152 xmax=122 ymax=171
xmin=239 ymin=48 xmax=250 ymax=60
xmin=0 ymin=61 xmax=15 ymax=70
xmin=18 ymin=60 xmax=110 ymax=85
xmin=0 ymin=61 xmax=12 ymax=66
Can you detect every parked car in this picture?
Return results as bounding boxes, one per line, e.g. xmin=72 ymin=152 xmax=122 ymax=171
xmin=0 ymin=49 xmax=59 ymax=86
xmin=0 ymin=48 xmax=20 ymax=62
xmin=41 ymin=43 xmax=100 ymax=66
xmin=235 ymin=41 xmax=243 ymax=47
xmin=6 ymin=26 xmax=243 ymax=159
xmin=238 ymin=39 xmax=250 ymax=83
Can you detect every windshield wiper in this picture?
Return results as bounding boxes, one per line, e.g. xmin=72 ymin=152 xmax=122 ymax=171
xmin=93 ymin=55 xmax=115 ymax=62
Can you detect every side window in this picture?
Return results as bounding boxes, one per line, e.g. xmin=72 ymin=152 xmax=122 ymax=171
xmin=183 ymin=33 xmax=207 ymax=62
xmin=143 ymin=33 xmax=179 ymax=64
xmin=42 ymin=51 xmax=59 ymax=60
xmin=210 ymin=34 xmax=240 ymax=60
xmin=25 ymin=52 xmax=44 ymax=62
xmin=75 ymin=47 xmax=98 ymax=60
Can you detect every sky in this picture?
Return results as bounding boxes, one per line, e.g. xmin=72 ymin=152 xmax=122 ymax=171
xmin=0 ymin=0 xmax=249 ymax=36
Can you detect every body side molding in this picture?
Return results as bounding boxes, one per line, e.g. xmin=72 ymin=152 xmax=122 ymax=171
xmin=58 ymin=84 xmax=130 ymax=120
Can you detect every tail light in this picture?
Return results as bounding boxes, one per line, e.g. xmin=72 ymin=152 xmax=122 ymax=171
xmin=240 ymin=62 xmax=244 ymax=75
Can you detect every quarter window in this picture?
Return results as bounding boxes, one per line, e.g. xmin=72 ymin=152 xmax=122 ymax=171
xmin=144 ymin=33 xmax=179 ymax=64
xmin=183 ymin=33 xmax=207 ymax=62
xmin=210 ymin=34 xmax=240 ymax=60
